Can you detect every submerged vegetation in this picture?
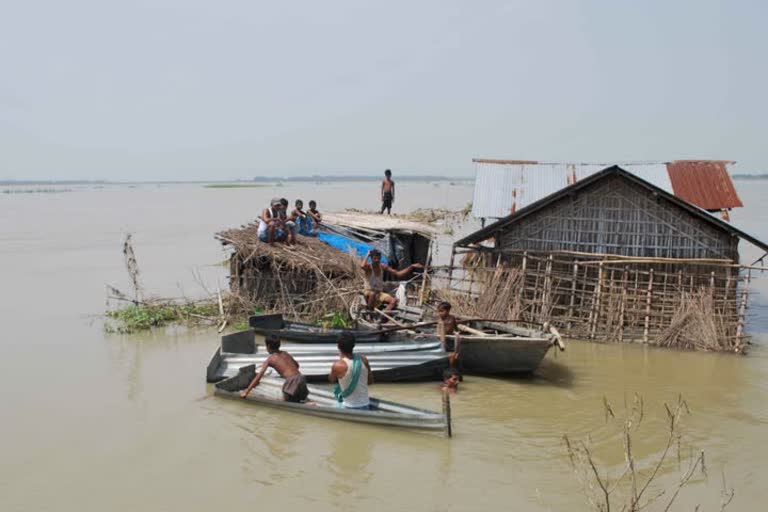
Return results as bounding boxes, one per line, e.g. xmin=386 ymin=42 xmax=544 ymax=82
xmin=563 ymin=395 xmax=734 ymax=511
xmin=105 ymin=302 xmax=221 ymax=333
xmin=2 ymin=187 xmax=72 ymax=194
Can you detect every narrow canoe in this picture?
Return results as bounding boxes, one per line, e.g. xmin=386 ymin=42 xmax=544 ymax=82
xmin=214 ymin=364 xmax=451 ymax=434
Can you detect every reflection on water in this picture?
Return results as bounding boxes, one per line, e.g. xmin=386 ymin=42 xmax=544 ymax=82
xmin=1 ymin=181 xmax=767 ymax=511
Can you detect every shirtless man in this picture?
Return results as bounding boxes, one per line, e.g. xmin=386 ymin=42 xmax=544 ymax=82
xmin=240 ymin=334 xmax=308 ymax=402
xmin=328 ymin=331 xmax=373 ymax=409
xmin=291 ymin=199 xmax=316 ymax=236
xmin=360 ymin=248 xmax=423 ymax=311
xmin=307 ymin=200 xmax=323 ymax=225
xmin=380 ymin=169 xmax=395 ymax=215
xmin=436 ymin=301 xmax=460 ymax=368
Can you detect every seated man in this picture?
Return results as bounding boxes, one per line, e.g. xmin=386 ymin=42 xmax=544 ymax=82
xmin=258 ymin=198 xmax=295 ymax=245
xmin=360 ymin=249 xmax=423 ymax=312
xmin=291 ymin=199 xmax=316 ymax=236
xmin=240 ymin=334 xmax=308 ymax=402
xmin=329 ymin=331 xmax=373 ymax=409
xmin=307 ymin=200 xmax=323 ymax=226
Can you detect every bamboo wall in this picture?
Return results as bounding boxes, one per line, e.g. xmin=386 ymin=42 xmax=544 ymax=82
xmin=444 ymin=250 xmax=750 ymax=350
xmin=496 ymin=176 xmax=738 ymax=260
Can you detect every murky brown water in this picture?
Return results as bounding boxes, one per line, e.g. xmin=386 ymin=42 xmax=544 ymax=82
xmin=1 ymin=180 xmax=766 ymax=511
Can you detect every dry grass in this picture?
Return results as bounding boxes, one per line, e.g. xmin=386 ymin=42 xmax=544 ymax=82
xmin=434 ymin=265 xmax=524 ymax=320
xmin=217 ymin=223 xmax=365 ymax=321
xmin=656 ymin=289 xmax=744 ymax=353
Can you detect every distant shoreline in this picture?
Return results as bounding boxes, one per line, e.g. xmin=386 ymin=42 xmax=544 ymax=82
xmin=732 ymin=174 xmax=768 ymax=180
xmin=0 ymin=175 xmax=473 ymax=186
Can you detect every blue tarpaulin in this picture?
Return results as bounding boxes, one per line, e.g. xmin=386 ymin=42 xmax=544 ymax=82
xmin=317 ymin=232 xmax=389 ymax=265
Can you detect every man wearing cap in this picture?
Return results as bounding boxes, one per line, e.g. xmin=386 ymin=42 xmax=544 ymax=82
xmin=360 ymin=249 xmax=423 ymax=311
xmin=258 ymin=198 xmax=295 ymax=245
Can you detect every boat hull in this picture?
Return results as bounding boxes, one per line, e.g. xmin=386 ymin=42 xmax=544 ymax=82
xmin=250 ymin=314 xmax=392 ymax=344
xmin=210 ymin=326 xmax=449 ymax=383
xmin=214 ymin=365 xmax=449 ymax=432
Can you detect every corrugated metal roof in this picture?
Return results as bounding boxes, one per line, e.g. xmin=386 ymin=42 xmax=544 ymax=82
xmin=666 ymin=160 xmax=743 ymax=210
xmin=471 ymin=159 xmax=740 ymax=220
xmin=471 ymin=161 xmax=673 ymax=219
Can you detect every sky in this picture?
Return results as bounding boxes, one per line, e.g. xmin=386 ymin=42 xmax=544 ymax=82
xmin=1 ymin=0 xmax=766 ymax=181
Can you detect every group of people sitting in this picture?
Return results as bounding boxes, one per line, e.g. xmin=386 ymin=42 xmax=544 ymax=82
xmin=258 ymin=197 xmax=323 ymax=245
xmin=239 ymin=300 xmax=464 ymax=407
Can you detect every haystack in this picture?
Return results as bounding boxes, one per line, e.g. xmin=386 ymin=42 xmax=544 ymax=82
xmin=216 ymin=215 xmax=435 ymax=320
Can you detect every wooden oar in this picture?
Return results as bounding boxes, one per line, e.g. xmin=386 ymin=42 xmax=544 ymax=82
xmin=457 ymin=324 xmax=489 ymax=337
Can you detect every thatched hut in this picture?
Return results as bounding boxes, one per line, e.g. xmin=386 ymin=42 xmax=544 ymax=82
xmin=450 ymin=166 xmax=767 ymax=352
xmin=217 ymin=213 xmax=435 ymax=319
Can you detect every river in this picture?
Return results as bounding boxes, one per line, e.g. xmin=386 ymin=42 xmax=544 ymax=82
xmin=1 ymin=180 xmax=766 ymax=511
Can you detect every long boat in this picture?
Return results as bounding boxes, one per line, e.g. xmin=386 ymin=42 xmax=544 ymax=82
xmin=206 ymin=330 xmax=449 ymax=383
xmin=250 ymin=313 xmax=397 ymax=344
xmin=353 ymin=305 xmax=565 ymax=374
xmin=214 ymin=364 xmax=451 ymax=435
xmin=410 ymin=321 xmax=561 ymax=374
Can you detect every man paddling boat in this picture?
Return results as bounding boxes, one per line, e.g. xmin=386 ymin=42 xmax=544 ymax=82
xmin=329 ymin=332 xmax=373 ymax=410
xmin=240 ymin=334 xmax=309 ymax=402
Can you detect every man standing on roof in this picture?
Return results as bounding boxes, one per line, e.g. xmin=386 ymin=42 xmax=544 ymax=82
xmin=360 ymin=248 xmax=423 ymax=311
xmin=380 ymin=169 xmax=395 ymax=215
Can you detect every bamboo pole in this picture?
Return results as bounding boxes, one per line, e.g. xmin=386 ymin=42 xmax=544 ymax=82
xmin=736 ymin=270 xmax=751 ymax=341
xmin=643 ymin=268 xmax=654 ymax=343
xmin=618 ymin=266 xmax=628 ymax=343
xmin=590 ymin=262 xmax=604 ymax=340
xmin=567 ymin=260 xmax=579 ymax=332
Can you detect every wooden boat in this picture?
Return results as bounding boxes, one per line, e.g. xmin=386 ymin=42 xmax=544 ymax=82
xmin=250 ymin=313 xmax=397 ymax=344
xmin=410 ymin=321 xmax=560 ymax=373
xmin=206 ymin=329 xmax=449 ymax=383
xmin=352 ymin=303 xmax=566 ymax=374
xmin=214 ymin=364 xmax=452 ymax=435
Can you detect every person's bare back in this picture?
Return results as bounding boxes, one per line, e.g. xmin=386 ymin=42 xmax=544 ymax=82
xmin=266 ymin=351 xmax=300 ymax=379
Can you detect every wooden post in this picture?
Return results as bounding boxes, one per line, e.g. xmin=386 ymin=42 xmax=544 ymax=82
xmin=448 ymin=247 xmax=457 ymax=290
xmin=567 ymin=260 xmax=579 ymax=332
xmin=442 ymin=390 xmax=453 ymax=438
xmin=518 ymin=251 xmax=528 ymax=303
xmin=419 ymin=242 xmax=433 ymax=305
xmin=643 ymin=268 xmax=654 ymax=343
xmin=541 ymin=254 xmax=553 ymax=323
xmin=618 ymin=266 xmax=628 ymax=343
xmin=736 ymin=270 xmax=751 ymax=341
xmin=590 ymin=262 xmax=604 ymax=340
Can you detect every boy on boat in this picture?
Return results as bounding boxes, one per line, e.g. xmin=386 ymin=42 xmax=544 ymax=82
xmin=258 ymin=198 xmax=296 ymax=245
xmin=380 ymin=169 xmax=395 ymax=215
xmin=437 ymin=301 xmax=460 ymax=368
xmin=290 ymin=199 xmax=317 ymax=236
xmin=360 ymin=248 xmax=423 ymax=312
xmin=307 ymin=200 xmax=323 ymax=226
xmin=329 ymin=332 xmax=373 ymax=409
xmin=240 ymin=334 xmax=309 ymax=402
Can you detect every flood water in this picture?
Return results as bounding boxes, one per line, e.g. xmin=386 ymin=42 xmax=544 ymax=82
xmin=1 ymin=180 xmax=767 ymax=511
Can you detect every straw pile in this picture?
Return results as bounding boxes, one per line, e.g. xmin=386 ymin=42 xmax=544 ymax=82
xmin=217 ymin=224 xmax=364 ymax=320
xmin=656 ymin=289 xmax=744 ymax=352
xmin=434 ymin=265 xmax=524 ymax=320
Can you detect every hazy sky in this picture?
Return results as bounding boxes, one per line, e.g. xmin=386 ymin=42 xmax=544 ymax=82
xmin=1 ymin=1 xmax=766 ymax=180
